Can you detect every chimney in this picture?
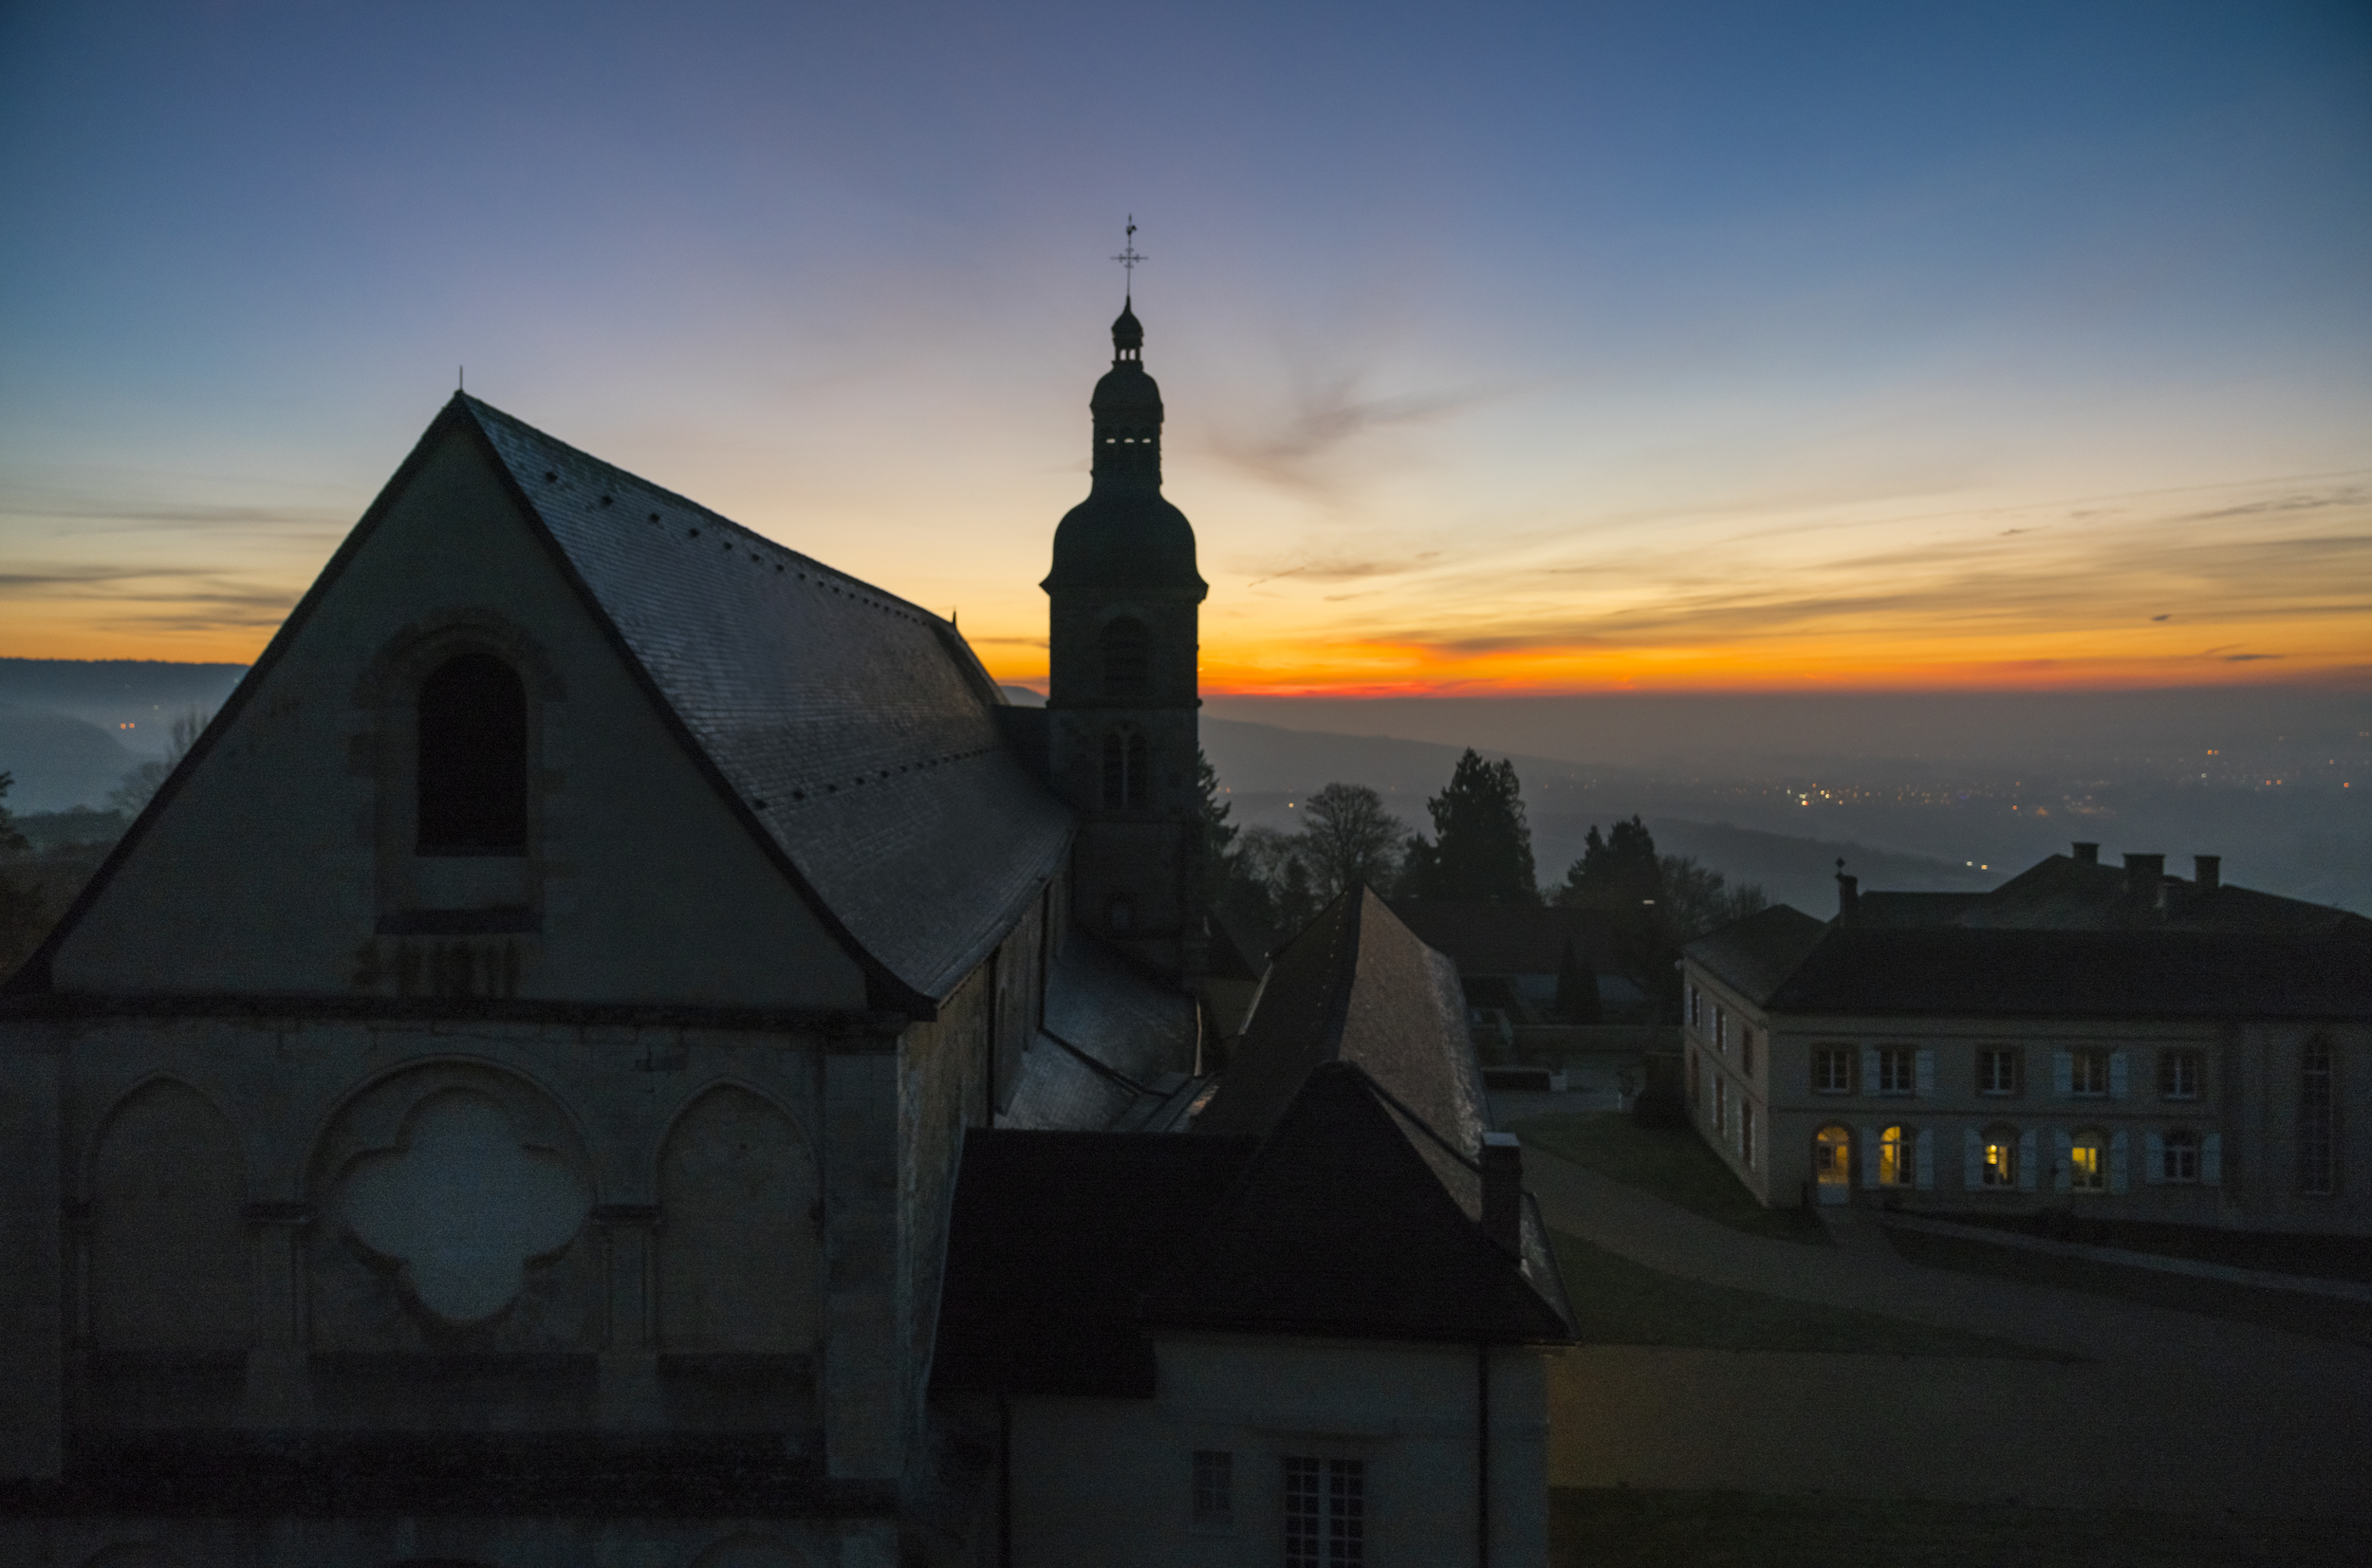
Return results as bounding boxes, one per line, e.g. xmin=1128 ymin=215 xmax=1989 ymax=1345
xmin=2123 ymin=852 xmax=2166 ymax=912
xmin=1481 ymin=1133 xmax=1523 ymax=1255
xmin=2071 ymin=841 xmax=2100 ymax=865
xmin=2194 ymin=855 xmax=2221 ymax=894
xmin=1834 ymin=858 xmax=1859 ymax=922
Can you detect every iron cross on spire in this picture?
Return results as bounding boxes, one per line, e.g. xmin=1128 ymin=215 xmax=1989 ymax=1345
xmin=1111 ymin=216 xmax=1146 ymax=295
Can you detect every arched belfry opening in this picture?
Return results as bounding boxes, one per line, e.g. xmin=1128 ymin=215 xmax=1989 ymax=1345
xmin=1102 ymin=726 xmax=1149 ymax=811
xmin=417 ymin=651 xmax=528 ymax=855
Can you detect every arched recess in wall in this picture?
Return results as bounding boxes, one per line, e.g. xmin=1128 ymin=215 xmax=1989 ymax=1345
xmin=88 ymin=1079 xmax=250 ymax=1353
xmin=305 ymin=1060 xmax=598 ymax=1354
xmin=657 ymin=1085 xmax=821 ymax=1354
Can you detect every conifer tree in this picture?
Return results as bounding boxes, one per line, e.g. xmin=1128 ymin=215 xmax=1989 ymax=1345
xmin=1400 ymin=749 xmax=1537 ymax=903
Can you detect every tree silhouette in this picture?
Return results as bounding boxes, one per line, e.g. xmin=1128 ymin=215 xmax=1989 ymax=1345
xmin=1401 ymin=749 xmax=1537 ymax=903
xmin=1297 ymin=783 xmax=1404 ymax=898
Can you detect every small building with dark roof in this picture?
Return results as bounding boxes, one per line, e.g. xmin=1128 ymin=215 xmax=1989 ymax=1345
xmin=1680 ymin=843 xmax=2371 ymax=1233
xmin=933 ymin=887 xmax=1574 ymax=1567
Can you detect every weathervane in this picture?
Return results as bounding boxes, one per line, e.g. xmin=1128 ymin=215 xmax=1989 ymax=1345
xmin=1111 ymin=216 xmax=1146 ymax=296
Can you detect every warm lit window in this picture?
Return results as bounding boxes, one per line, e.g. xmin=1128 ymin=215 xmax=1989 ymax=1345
xmin=1192 ymin=1449 xmax=1232 ymax=1530
xmin=1100 ymin=617 xmax=1150 ymax=698
xmin=2070 ymin=1130 xmax=2106 ymax=1192
xmin=1879 ymin=1125 xmax=1915 ymax=1187
xmin=1284 ymin=1456 xmax=1363 ymax=1567
xmin=2069 ymin=1049 xmax=2109 ymax=1098
xmin=1101 ymin=726 xmax=1149 ymax=810
xmin=1875 ymin=1048 xmax=1916 ymax=1097
xmin=2159 ymin=1050 xmax=2201 ymax=1100
xmin=2162 ymin=1129 xmax=2200 ymax=1185
xmin=1978 ymin=1049 xmax=2020 ymax=1097
xmin=1813 ymin=1049 xmax=1853 ymax=1095
xmin=2300 ymin=1042 xmax=2335 ymax=1196
xmin=1982 ymin=1126 xmax=2019 ymax=1189
xmin=1813 ymin=1125 xmax=1851 ymax=1189
xmin=417 ymin=651 xmax=528 ymax=855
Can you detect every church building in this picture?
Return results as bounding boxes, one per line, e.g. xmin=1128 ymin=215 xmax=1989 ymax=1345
xmin=0 ymin=301 xmax=1572 ymax=1567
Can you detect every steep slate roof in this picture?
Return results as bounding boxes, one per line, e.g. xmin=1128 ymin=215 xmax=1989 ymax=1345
xmin=456 ymin=397 xmax=1076 ymax=1005
xmin=932 ymin=1130 xmax=1260 ymax=1398
xmin=1684 ymin=905 xmax=1830 ymax=1004
xmin=1962 ymin=852 xmax=2367 ymax=935
xmin=1690 ymin=850 xmax=2372 ymax=1021
xmin=1764 ymin=928 xmax=2372 ymax=1020
xmin=1145 ymin=1062 xmax=1574 ymax=1345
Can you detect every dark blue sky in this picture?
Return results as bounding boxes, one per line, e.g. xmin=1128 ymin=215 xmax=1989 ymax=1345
xmin=3 ymin=1 xmax=2366 ymax=688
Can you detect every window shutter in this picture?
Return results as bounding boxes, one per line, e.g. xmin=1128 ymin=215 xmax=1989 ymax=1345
xmin=2109 ymin=1051 xmax=2129 ymax=1099
xmin=1916 ymin=1129 xmax=1935 ymax=1190
xmin=1862 ymin=1046 xmax=1880 ymax=1095
xmin=2052 ymin=1051 xmax=2073 ymax=1098
xmin=2053 ymin=1128 xmax=2073 ymax=1194
xmin=1916 ymin=1049 xmax=1936 ymax=1098
xmin=1963 ymin=1126 xmax=1981 ymax=1189
xmin=2017 ymin=1128 xmax=2038 ymax=1191
xmin=2202 ymin=1132 xmax=2222 ymax=1186
xmin=2110 ymin=1130 xmax=2130 ymax=1194
xmin=2144 ymin=1131 xmax=2165 ymax=1186
xmin=1862 ymin=1127 xmax=1882 ymax=1188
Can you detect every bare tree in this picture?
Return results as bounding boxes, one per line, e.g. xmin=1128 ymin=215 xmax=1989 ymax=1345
xmin=1297 ymin=783 xmax=1406 ymax=899
xmin=107 ymin=704 xmax=212 ymax=817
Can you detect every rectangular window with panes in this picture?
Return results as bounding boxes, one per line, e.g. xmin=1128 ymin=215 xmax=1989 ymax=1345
xmin=1191 ymin=1449 xmax=1232 ymax=1531
xmin=1813 ymin=1048 xmax=1853 ymax=1095
xmin=1977 ymin=1048 xmax=2020 ymax=1097
xmin=1875 ymin=1047 xmax=1916 ymax=1097
xmin=2159 ymin=1050 xmax=2201 ymax=1100
xmin=1284 ymin=1457 xmax=1363 ymax=1568
xmin=2069 ymin=1049 xmax=2110 ymax=1098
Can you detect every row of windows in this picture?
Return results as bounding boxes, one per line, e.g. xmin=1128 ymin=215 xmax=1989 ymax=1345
xmin=1191 ymin=1449 xmax=1365 ymax=1563
xmin=1809 ymin=1045 xmax=2205 ymax=1102
xmin=1810 ymin=1122 xmax=2223 ymax=1191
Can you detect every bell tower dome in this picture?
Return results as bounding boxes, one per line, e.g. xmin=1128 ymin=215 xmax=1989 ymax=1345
xmin=1043 ymin=294 xmax=1207 ymax=983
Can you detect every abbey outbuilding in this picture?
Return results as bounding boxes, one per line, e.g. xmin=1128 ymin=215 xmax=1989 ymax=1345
xmin=0 ymin=304 xmax=1573 ymax=1568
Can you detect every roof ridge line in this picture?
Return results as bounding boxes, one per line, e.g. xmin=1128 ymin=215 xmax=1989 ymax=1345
xmin=1344 ymin=1060 xmax=1482 ymax=1175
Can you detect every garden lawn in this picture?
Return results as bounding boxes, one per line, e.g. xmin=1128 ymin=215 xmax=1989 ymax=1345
xmin=1512 ymin=1112 xmax=1831 ymax=1245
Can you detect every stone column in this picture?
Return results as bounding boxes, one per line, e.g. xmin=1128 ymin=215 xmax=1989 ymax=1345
xmin=594 ymin=1201 xmax=661 ymax=1428
xmin=243 ymin=1199 xmax=314 ymax=1426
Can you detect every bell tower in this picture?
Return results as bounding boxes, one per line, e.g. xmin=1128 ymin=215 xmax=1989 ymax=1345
xmin=1043 ymin=293 xmax=1207 ymax=983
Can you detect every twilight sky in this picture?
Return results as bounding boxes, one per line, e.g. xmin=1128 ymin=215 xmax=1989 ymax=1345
xmin=3 ymin=1 xmax=2367 ymax=692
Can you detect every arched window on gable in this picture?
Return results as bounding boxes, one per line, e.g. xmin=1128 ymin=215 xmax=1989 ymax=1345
xmin=1100 ymin=618 xmax=1150 ymax=699
xmin=417 ymin=651 xmax=528 ymax=855
xmin=1102 ymin=725 xmax=1149 ymax=810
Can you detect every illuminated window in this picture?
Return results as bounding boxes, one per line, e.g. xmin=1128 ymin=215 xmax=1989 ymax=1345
xmin=2162 ymin=1129 xmax=2200 ymax=1184
xmin=1100 ymin=617 xmax=1150 ymax=698
xmin=1875 ymin=1048 xmax=1916 ymax=1097
xmin=1101 ymin=726 xmax=1148 ymax=810
xmin=2070 ymin=1130 xmax=2106 ymax=1192
xmin=1813 ymin=1049 xmax=1853 ymax=1095
xmin=417 ymin=651 xmax=528 ymax=855
xmin=2300 ymin=1042 xmax=2335 ymax=1196
xmin=1982 ymin=1125 xmax=2019 ymax=1189
xmin=2069 ymin=1049 xmax=2110 ymax=1098
xmin=1978 ymin=1049 xmax=2020 ymax=1097
xmin=1879 ymin=1126 xmax=1914 ymax=1187
xmin=1192 ymin=1449 xmax=1232 ymax=1530
xmin=1284 ymin=1456 xmax=1362 ymax=1567
xmin=2160 ymin=1050 xmax=2201 ymax=1100
xmin=1813 ymin=1125 xmax=1851 ymax=1190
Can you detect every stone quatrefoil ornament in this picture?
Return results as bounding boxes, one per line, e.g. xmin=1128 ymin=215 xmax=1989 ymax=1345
xmin=340 ymin=1091 xmax=590 ymax=1323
